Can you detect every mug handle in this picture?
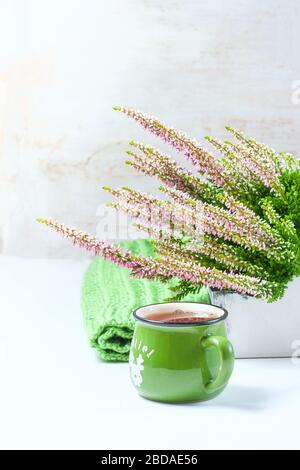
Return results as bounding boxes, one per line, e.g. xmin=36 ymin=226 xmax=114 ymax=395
xmin=201 ymin=335 xmax=234 ymax=393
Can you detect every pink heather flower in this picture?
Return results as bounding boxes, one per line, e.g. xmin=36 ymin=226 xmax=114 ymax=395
xmin=205 ymin=135 xmax=257 ymax=191
xmin=224 ymin=128 xmax=284 ymax=195
xmin=225 ymin=126 xmax=283 ymax=172
xmin=156 ymin=238 xmax=266 ymax=278
xmin=196 ymin=203 xmax=283 ymax=259
xmin=158 ymin=249 xmax=272 ymax=299
xmin=221 ymin=193 xmax=277 ymax=242
xmin=104 ymin=185 xmax=289 ymax=261
xmin=103 ymin=186 xmax=199 ymax=237
xmin=221 ymin=195 xmax=293 ymax=260
xmin=159 ymin=186 xmax=197 ymax=207
xmin=133 ymin=222 xmax=177 ymax=241
xmin=37 ymin=218 xmax=274 ymax=299
xmin=127 ymin=146 xmax=196 ymax=194
xmin=114 ymin=106 xmax=233 ymax=189
xmin=127 ymin=141 xmax=219 ymax=203
xmin=37 ymin=218 xmax=171 ymax=281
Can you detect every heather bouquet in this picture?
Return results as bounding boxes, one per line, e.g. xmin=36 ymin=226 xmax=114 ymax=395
xmin=38 ymin=107 xmax=300 ymax=302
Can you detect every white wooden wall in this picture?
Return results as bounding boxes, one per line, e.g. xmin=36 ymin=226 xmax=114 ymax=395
xmin=0 ymin=0 xmax=300 ymax=257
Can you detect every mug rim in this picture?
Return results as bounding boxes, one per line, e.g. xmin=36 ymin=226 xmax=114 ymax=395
xmin=133 ymin=301 xmax=228 ymax=327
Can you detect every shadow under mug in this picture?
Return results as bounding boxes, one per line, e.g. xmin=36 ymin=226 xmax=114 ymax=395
xmin=129 ymin=302 xmax=234 ymax=403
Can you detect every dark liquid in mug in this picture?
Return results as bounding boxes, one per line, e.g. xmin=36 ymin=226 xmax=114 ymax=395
xmin=145 ymin=309 xmax=219 ymax=323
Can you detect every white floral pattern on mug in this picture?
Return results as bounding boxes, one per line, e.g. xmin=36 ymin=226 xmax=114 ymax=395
xmin=129 ymin=351 xmax=144 ymax=387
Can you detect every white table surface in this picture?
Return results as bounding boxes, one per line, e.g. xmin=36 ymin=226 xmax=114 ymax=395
xmin=0 ymin=256 xmax=299 ymax=450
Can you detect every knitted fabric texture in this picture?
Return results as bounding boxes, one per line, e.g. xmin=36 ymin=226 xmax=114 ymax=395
xmin=81 ymin=239 xmax=211 ymax=361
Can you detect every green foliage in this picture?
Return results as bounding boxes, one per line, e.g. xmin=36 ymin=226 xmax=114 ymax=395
xmin=166 ymin=151 xmax=300 ymax=303
xmin=112 ymin=107 xmax=300 ymax=303
xmin=165 ymin=281 xmax=205 ymax=302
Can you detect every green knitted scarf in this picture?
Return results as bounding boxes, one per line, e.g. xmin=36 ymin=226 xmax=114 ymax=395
xmin=81 ymin=239 xmax=210 ymax=361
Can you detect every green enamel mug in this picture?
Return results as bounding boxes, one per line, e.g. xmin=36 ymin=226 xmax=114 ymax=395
xmin=129 ymin=302 xmax=234 ymax=403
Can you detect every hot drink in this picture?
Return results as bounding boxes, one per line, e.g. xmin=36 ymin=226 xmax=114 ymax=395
xmin=145 ymin=309 xmax=219 ymax=323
